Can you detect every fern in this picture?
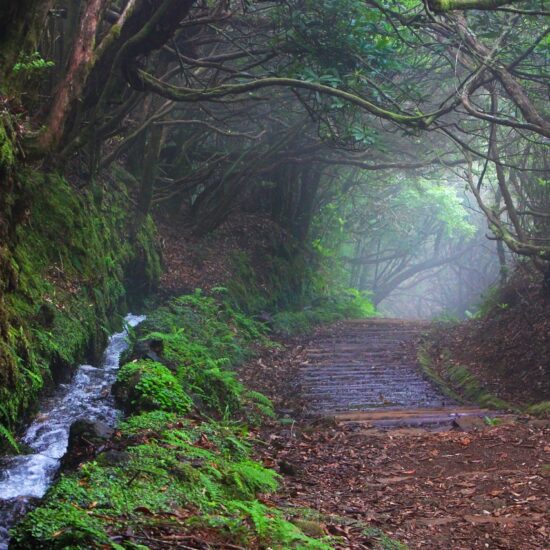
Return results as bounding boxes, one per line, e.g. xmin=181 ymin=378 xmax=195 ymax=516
xmin=225 ymin=460 xmax=279 ymax=497
xmin=226 ymin=500 xmax=332 ymax=548
xmin=0 ymin=423 xmax=19 ymax=452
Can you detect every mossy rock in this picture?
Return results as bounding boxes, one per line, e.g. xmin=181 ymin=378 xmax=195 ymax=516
xmin=291 ymin=519 xmax=327 ymax=538
xmin=114 ymin=360 xmax=193 ymax=414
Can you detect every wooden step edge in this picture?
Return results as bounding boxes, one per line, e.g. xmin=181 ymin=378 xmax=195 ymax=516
xmin=331 ymin=407 xmax=497 ymax=422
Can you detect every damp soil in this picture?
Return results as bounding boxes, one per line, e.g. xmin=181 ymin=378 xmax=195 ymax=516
xmin=239 ymin=319 xmax=550 ymax=549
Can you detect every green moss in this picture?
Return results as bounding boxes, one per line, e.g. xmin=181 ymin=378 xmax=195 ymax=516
xmin=0 ymin=167 xmax=161 ymax=449
xmin=418 ymin=349 xmax=464 ymax=403
xmin=418 ymin=348 xmax=514 ymax=411
xmin=446 ymin=364 xmax=510 ymax=409
xmin=526 ymin=401 xmax=550 ymax=417
xmin=0 ymin=121 xmax=15 ymax=170
xmin=116 ymin=360 xmax=193 ymax=414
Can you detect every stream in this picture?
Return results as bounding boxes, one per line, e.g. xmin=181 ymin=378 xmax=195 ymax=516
xmin=0 ymin=313 xmax=145 ymax=549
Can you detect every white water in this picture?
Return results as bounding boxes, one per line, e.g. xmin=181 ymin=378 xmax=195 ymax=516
xmin=0 ymin=313 xmax=145 ymax=548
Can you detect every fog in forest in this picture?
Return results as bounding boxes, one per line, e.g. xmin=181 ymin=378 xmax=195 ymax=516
xmin=0 ymin=1 xmax=548 ymax=548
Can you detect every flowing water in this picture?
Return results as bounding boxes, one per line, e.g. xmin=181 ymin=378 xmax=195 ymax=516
xmin=0 ymin=313 xmax=145 ymax=548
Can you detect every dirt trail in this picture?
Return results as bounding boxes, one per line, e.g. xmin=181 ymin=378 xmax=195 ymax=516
xmin=246 ymin=319 xmax=549 ymax=549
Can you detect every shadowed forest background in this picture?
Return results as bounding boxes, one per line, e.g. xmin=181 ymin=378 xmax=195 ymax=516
xmin=0 ymin=1 xmax=548 ymax=548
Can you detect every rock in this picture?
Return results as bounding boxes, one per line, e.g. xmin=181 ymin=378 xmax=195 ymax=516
xmin=112 ymin=370 xmax=141 ymax=411
xmin=453 ymin=415 xmax=487 ymax=431
xmin=257 ymin=311 xmax=273 ymax=325
xmin=96 ymin=450 xmax=131 ymax=467
xmin=69 ymin=418 xmax=114 ymax=442
xmin=61 ymin=419 xmax=114 ymax=469
xmin=291 ymin=519 xmax=327 ymax=537
xmin=133 ymin=339 xmax=171 ymax=367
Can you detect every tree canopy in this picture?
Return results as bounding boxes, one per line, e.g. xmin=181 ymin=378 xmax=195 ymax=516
xmin=2 ymin=0 xmax=548 ymax=308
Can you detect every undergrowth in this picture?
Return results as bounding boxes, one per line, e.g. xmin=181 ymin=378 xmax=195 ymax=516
xmin=271 ymin=288 xmax=377 ymax=336
xmin=526 ymin=401 xmax=550 ymax=418
xmin=11 ymin=293 xmax=334 ymax=549
xmin=420 ymin=346 xmax=550 ymax=418
xmin=130 ymin=291 xmax=275 ymax=419
xmin=226 ymin=250 xmax=377 ymax=335
xmin=12 ymin=415 xmax=328 ymax=549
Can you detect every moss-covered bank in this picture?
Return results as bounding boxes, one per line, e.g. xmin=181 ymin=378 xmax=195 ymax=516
xmin=0 ymin=150 xmax=161 ymax=449
xmin=11 ymin=293 xmax=334 ymax=549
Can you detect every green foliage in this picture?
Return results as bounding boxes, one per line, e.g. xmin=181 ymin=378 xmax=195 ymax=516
xmin=225 ymin=460 xmax=280 ymax=497
xmin=117 ymin=360 xmax=193 ymax=414
xmin=226 ymin=248 xmax=376 ymax=335
xmin=118 ymin=410 xmax=178 ymax=434
xmin=472 ymin=285 xmax=510 ymax=319
xmin=130 ymin=291 xmax=274 ymax=419
xmin=12 ymin=52 xmax=55 ymax=73
xmin=0 ymin=168 xmax=161 ymax=445
xmin=0 ymin=423 xmax=19 ymax=453
xmin=276 ymin=0 xmax=400 ymax=83
xmin=13 ymin=414 xmax=329 ymax=549
xmin=10 ymin=501 xmax=111 ymax=549
xmin=226 ymin=247 xmax=325 ymax=314
xmin=205 ymin=500 xmax=333 ymax=549
xmin=272 ymin=288 xmax=376 ymax=336
xmin=392 ymin=181 xmax=476 ymax=240
xmin=484 ymin=416 xmax=503 ymax=426
xmin=143 ymin=290 xmax=269 ymax=361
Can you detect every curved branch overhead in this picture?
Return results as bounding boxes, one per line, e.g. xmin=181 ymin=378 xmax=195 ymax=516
xmin=134 ymin=70 xmax=440 ymax=128
xmin=428 ymin=0 xmax=530 ymax=11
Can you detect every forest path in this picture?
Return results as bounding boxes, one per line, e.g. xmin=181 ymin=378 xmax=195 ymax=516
xmin=245 ymin=318 xmax=549 ymax=549
xmin=300 ymin=318 xmax=495 ymax=429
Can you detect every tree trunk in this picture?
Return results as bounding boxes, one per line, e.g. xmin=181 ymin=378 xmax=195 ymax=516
xmin=38 ymin=0 xmax=107 ymax=152
xmin=292 ymin=168 xmax=321 ymax=242
xmin=134 ymin=124 xmax=164 ymax=232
